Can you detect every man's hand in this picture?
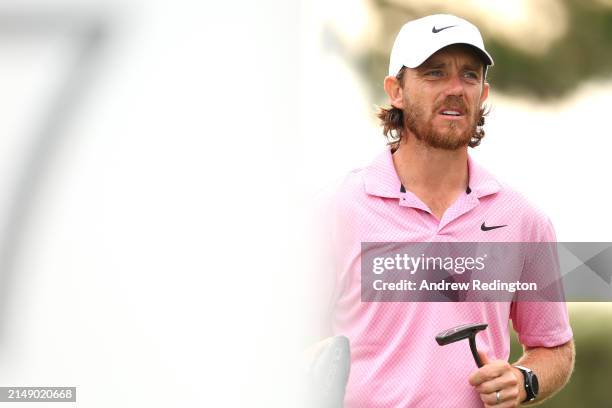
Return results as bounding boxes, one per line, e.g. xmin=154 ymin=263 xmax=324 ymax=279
xmin=468 ymin=351 xmax=525 ymax=408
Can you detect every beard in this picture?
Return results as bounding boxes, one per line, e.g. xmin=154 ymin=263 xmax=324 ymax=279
xmin=403 ymin=95 xmax=479 ymax=150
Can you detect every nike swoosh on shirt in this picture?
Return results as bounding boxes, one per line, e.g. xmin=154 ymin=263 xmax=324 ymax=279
xmin=432 ymin=25 xmax=457 ymax=33
xmin=481 ymin=222 xmax=507 ymax=231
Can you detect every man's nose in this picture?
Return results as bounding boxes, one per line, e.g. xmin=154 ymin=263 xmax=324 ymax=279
xmin=443 ymin=73 xmax=465 ymax=97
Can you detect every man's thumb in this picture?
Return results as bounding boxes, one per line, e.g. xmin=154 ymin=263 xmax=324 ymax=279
xmin=477 ymin=350 xmax=490 ymax=366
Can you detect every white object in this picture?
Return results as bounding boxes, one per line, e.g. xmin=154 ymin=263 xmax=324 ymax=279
xmin=388 ymin=14 xmax=494 ymax=76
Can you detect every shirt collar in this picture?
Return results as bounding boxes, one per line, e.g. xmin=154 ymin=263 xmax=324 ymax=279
xmin=363 ymin=148 xmax=501 ymax=199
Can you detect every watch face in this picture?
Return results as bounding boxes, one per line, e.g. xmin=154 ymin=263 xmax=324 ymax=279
xmin=531 ymin=373 xmax=539 ymax=396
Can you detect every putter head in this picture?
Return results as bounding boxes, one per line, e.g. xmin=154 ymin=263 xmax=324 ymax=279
xmin=435 ymin=323 xmax=488 ymax=345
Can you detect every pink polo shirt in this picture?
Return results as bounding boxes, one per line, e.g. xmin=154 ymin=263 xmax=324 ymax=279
xmin=329 ymin=149 xmax=573 ymax=407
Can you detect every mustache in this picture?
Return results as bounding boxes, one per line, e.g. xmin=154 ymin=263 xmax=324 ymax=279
xmin=435 ymin=96 xmax=469 ymax=113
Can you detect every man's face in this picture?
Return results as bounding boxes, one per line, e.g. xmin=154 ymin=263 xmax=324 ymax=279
xmin=398 ymin=44 xmax=489 ymax=150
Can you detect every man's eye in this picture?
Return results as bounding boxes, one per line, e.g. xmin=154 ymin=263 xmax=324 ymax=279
xmin=464 ymin=71 xmax=479 ymax=80
xmin=426 ymin=70 xmax=443 ymax=77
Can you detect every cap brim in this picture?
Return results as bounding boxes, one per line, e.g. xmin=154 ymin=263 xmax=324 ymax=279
xmin=404 ymin=41 xmax=494 ymax=69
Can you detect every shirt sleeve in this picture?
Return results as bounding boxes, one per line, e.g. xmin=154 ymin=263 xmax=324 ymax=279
xmin=510 ymin=214 xmax=574 ymax=347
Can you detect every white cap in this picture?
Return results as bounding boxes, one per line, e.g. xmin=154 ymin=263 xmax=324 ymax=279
xmin=388 ymin=14 xmax=494 ymax=76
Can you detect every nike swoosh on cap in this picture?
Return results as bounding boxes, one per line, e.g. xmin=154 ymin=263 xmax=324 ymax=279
xmin=432 ymin=25 xmax=457 ymax=33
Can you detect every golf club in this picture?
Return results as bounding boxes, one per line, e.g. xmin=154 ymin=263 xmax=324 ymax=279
xmin=307 ymin=335 xmax=351 ymax=408
xmin=435 ymin=323 xmax=488 ymax=367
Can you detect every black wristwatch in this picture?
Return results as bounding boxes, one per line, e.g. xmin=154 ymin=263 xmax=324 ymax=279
xmin=514 ymin=365 xmax=539 ymax=403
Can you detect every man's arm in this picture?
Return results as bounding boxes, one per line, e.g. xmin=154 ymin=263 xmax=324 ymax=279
xmin=511 ymin=339 xmax=575 ymax=405
xmin=469 ymin=340 xmax=575 ymax=407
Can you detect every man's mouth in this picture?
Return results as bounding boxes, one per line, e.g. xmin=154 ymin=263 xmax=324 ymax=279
xmin=439 ymin=108 xmax=465 ymax=117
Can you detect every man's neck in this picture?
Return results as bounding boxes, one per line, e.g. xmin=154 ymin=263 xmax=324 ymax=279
xmin=392 ymin=137 xmax=469 ymax=192
xmin=391 ymin=136 xmax=469 ymax=219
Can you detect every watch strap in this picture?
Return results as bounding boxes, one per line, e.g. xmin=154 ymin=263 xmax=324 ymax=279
xmin=514 ymin=365 xmax=537 ymax=403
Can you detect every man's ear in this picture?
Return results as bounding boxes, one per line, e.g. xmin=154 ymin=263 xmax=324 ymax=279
xmin=383 ymin=76 xmax=404 ymax=109
xmin=480 ymin=81 xmax=490 ymax=105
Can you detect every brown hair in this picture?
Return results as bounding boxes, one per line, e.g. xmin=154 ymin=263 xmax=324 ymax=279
xmin=377 ymin=66 xmax=489 ymax=150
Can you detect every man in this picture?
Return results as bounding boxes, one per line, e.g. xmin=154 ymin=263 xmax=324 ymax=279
xmin=324 ymin=14 xmax=575 ymax=407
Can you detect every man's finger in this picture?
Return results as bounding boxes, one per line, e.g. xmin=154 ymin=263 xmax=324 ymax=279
xmin=476 ymin=372 xmax=519 ymax=394
xmin=481 ymin=387 xmax=519 ymax=406
xmin=469 ymin=362 xmax=505 ymax=386
xmin=478 ymin=350 xmax=490 ymax=366
xmin=469 ymin=350 xmax=494 ymax=385
xmin=484 ymin=402 xmax=517 ymax=408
